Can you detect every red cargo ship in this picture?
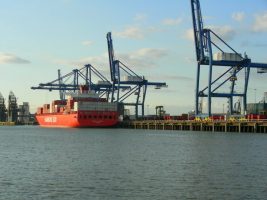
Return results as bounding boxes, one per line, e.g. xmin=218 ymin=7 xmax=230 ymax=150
xmin=35 ymin=86 xmax=119 ymax=128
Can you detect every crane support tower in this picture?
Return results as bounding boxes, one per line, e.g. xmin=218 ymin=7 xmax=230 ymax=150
xmin=190 ymin=0 xmax=267 ymax=116
xmin=107 ymin=32 xmax=167 ymax=119
xmin=0 ymin=92 xmax=7 ymax=122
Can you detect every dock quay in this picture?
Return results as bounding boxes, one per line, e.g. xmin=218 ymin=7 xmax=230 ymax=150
xmin=121 ymin=120 xmax=267 ymax=133
xmin=0 ymin=122 xmax=15 ymax=126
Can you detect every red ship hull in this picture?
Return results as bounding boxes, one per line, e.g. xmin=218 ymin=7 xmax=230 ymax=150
xmin=36 ymin=111 xmax=119 ymax=128
xmin=35 ymin=86 xmax=120 ymax=128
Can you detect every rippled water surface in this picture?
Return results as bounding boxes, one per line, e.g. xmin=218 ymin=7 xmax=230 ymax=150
xmin=0 ymin=126 xmax=267 ymax=199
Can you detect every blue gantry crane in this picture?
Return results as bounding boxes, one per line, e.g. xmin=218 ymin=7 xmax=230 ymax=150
xmin=190 ymin=0 xmax=267 ymax=116
xmin=31 ymin=64 xmax=114 ymax=100
xmin=107 ymin=32 xmax=167 ymax=118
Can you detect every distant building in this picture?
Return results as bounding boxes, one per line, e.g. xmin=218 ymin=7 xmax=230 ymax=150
xmin=7 ymin=91 xmax=18 ymax=122
xmin=0 ymin=92 xmax=7 ymax=122
xmin=18 ymin=102 xmax=30 ymax=124
xmin=0 ymin=91 xmax=32 ymax=124
xmin=247 ymin=102 xmax=267 ymax=115
xmin=247 ymin=92 xmax=267 ymax=115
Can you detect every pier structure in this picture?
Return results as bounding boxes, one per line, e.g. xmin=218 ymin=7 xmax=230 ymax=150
xmin=122 ymin=119 xmax=267 ymax=133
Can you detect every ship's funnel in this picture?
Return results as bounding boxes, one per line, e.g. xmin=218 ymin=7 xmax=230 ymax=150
xmin=79 ymin=85 xmax=89 ymax=94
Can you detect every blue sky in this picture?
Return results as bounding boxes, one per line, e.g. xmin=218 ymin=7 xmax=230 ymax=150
xmin=0 ymin=0 xmax=266 ymax=114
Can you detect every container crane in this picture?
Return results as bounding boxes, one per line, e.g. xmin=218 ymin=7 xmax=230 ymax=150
xmin=190 ymin=0 xmax=267 ymax=116
xmin=31 ymin=64 xmax=114 ymax=100
xmin=107 ymin=32 xmax=167 ymax=118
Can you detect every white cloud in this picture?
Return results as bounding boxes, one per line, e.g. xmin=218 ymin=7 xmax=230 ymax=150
xmin=232 ymin=12 xmax=245 ymax=22
xmin=114 ymin=26 xmax=145 ymax=39
xmin=162 ymin=17 xmax=182 ymax=26
xmin=147 ymin=26 xmax=162 ymax=33
xmin=0 ymin=53 xmax=30 ymax=64
xmin=114 ymin=25 xmax=162 ymax=40
xmin=184 ymin=26 xmax=235 ymax=42
xmin=129 ymin=48 xmax=168 ymax=59
xmin=203 ymin=16 xmax=215 ymax=21
xmin=161 ymin=75 xmax=194 ymax=82
xmin=184 ymin=26 xmax=236 ymax=44
xmin=209 ymin=25 xmax=236 ymax=41
xmin=252 ymin=12 xmax=267 ymax=32
xmin=54 ymin=48 xmax=169 ymax=73
xmin=55 ymin=53 xmax=108 ymax=69
xmin=134 ymin=14 xmax=147 ymax=21
xmin=185 ymin=57 xmax=196 ymax=64
xmin=81 ymin=40 xmax=93 ymax=46
xmin=118 ymin=48 xmax=169 ymax=69
xmin=60 ymin=0 xmax=73 ymax=4
xmin=184 ymin=28 xmax=194 ymax=41
xmin=54 ymin=54 xmax=110 ymax=78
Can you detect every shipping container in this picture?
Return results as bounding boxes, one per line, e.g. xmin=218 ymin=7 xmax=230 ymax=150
xmin=124 ymin=76 xmax=143 ymax=82
xmin=97 ymin=81 xmax=111 ymax=85
xmin=213 ymin=52 xmax=242 ymax=61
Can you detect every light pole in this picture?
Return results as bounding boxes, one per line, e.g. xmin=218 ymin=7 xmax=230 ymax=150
xmin=254 ymin=88 xmax=257 ymax=103
xmin=254 ymin=88 xmax=258 ymax=114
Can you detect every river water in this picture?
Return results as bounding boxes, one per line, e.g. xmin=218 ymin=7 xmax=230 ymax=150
xmin=0 ymin=126 xmax=267 ymax=199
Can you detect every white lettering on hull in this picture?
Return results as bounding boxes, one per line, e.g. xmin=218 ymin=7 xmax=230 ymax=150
xmin=44 ymin=117 xmax=57 ymax=123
